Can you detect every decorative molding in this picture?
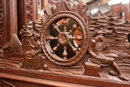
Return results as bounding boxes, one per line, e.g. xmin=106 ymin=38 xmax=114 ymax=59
xmin=0 ymin=78 xmax=50 ymax=87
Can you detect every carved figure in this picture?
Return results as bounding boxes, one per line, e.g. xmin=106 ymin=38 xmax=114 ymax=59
xmin=88 ymin=34 xmax=129 ymax=81
xmin=20 ymin=21 xmax=43 ymax=69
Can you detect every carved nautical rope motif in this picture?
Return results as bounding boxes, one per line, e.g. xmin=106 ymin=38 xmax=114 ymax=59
xmin=41 ymin=1 xmax=89 ymax=66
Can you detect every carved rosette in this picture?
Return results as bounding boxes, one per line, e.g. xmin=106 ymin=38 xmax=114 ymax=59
xmin=41 ymin=1 xmax=89 ymax=66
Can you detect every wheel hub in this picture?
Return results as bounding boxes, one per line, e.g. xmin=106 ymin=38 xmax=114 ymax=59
xmin=58 ymin=32 xmax=70 ymax=45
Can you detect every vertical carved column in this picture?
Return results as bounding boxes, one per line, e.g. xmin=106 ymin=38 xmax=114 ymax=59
xmin=24 ymin=0 xmax=37 ymax=23
xmin=0 ymin=0 xmax=4 ymax=49
xmin=2 ymin=0 xmax=18 ymax=42
xmin=32 ymin=0 xmax=37 ymax=21
xmin=37 ymin=0 xmax=41 ymax=20
xmin=10 ymin=0 xmax=18 ymax=36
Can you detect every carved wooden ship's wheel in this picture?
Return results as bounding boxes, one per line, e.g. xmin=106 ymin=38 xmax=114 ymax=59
xmin=41 ymin=1 xmax=89 ymax=66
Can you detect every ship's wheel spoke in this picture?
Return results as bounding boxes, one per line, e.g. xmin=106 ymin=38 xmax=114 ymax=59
xmin=62 ymin=46 xmax=68 ymax=60
xmin=52 ymin=24 xmax=61 ymax=32
xmin=63 ymin=18 xmax=68 ymax=32
xmin=53 ymin=44 xmax=59 ymax=52
xmin=70 ymin=36 xmax=83 ymax=40
xmin=77 ymin=47 xmax=81 ymax=51
xmin=69 ymin=24 xmax=77 ymax=33
xmin=47 ymin=35 xmax=57 ymax=40
xmin=69 ymin=42 xmax=78 ymax=53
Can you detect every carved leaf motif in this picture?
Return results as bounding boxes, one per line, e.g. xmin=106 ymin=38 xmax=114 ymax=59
xmin=59 ymin=1 xmax=71 ymax=11
xmin=57 ymin=1 xmax=67 ymax=11
xmin=77 ymin=0 xmax=85 ymax=15
xmin=72 ymin=4 xmax=77 ymax=13
xmin=81 ymin=5 xmax=89 ymax=23
xmin=41 ymin=14 xmax=48 ymax=26
xmin=51 ymin=5 xmax=56 ymax=14
xmin=44 ymin=5 xmax=52 ymax=17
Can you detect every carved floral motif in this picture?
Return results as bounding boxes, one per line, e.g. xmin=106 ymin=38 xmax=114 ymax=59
xmin=25 ymin=0 xmax=33 ymax=23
